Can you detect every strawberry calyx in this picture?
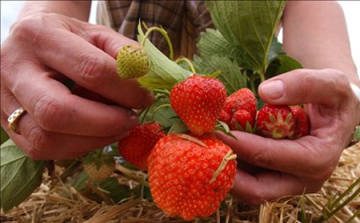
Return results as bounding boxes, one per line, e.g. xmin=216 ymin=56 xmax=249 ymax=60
xmin=262 ymin=111 xmax=294 ymax=139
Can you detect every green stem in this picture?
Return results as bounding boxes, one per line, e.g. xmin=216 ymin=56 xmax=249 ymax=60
xmin=175 ymin=57 xmax=196 ymax=74
xmin=329 ymin=176 xmax=360 ymax=209
xmin=141 ymin=26 xmax=174 ymax=61
xmin=153 ymin=88 xmax=170 ymax=95
xmin=151 ymin=104 xmax=172 ymax=122
xmin=316 ymin=178 xmax=360 ymax=223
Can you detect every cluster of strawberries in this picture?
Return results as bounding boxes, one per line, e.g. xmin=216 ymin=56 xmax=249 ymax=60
xmin=74 ymin=74 xmax=309 ymax=220
xmin=219 ymin=88 xmax=309 ymax=140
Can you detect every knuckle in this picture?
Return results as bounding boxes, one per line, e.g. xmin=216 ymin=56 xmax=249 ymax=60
xmin=10 ymin=15 xmax=44 ymax=42
xmin=75 ymin=54 xmax=106 ymax=87
xmin=27 ymin=125 xmax=52 ymax=156
xmin=33 ymin=96 xmax=65 ymax=131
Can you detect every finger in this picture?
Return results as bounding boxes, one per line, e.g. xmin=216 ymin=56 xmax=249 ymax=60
xmin=230 ymin=169 xmax=323 ymax=205
xmin=215 ymin=131 xmax=338 ymax=180
xmin=20 ymin=16 xmax=153 ymax=109
xmin=1 ymin=109 xmax=126 ymax=160
xmin=258 ymin=69 xmax=352 ymax=106
xmin=3 ymin=69 xmax=138 ymax=137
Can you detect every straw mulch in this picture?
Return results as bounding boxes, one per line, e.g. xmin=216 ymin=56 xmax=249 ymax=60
xmin=1 ymin=142 xmax=359 ymax=223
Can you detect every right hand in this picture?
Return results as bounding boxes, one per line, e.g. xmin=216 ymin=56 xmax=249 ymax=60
xmin=1 ymin=13 xmax=154 ymax=160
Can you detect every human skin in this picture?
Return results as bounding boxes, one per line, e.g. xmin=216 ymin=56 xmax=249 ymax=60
xmin=1 ymin=1 xmax=154 ymax=159
xmin=216 ymin=1 xmax=360 ymax=205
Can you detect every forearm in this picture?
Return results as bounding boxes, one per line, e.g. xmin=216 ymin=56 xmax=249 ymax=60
xmin=18 ymin=0 xmax=91 ymax=22
xmin=282 ymin=1 xmax=360 ymax=86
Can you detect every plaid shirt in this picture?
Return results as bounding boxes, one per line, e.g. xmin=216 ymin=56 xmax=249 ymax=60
xmin=96 ymin=0 xmax=214 ymax=59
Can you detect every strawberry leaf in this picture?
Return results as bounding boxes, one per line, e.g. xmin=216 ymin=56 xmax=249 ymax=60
xmin=0 ymin=140 xmax=45 ymax=212
xmin=137 ymin=24 xmax=192 ymax=90
xmin=266 ymin=54 xmax=303 ymax=78
xmin=205 ymin=1 xmax=287 ymax=73
xmin=193 ymin=55 xmax=247 ymax=95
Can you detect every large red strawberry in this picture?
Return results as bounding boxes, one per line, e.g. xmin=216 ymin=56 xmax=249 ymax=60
xmin=256 ymin=104 xmax=295 ymax=139
xmin=148 ymin=133 xmax=237 ymax=220
xmin=170 ymin=75 xmax=227 ymax=135
xmin=289 ymin=106 xmax=310 ymax=139
xmin=118 ymin=122 xmax=165 ymax=170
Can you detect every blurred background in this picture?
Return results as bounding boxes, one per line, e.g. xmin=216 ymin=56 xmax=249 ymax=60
xmin=1 ymin=1 xmax=359 ymax=76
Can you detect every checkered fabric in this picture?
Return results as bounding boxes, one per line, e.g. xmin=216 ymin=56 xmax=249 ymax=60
xmin=96 ymin=0 xmax=214 ymax=59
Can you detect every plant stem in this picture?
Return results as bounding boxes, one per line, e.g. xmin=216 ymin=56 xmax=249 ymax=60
xmin=141 ymin=27 xmax=174 ymax=61
xmin=175 ymin=57 xmax=196 ymax=74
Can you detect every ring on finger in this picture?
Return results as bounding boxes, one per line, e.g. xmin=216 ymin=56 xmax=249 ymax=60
xmin=7 ymin=107 xmax=27 ymax=135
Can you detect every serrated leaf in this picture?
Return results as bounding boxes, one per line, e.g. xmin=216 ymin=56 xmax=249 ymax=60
xmin=197 ymin=29 xmax=246 ymax=66
xmin=137 ymin=24 xmax=192 ymax=90
xmin=206 ymin=1 xmax=287 ymax=72
xmin=193 ymin=55 xmax=247 ymax=95
xmin=1 ymin=140 xmax=45 ymax=212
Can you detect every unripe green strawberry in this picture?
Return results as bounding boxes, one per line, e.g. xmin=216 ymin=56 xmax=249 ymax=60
xmin=118 ymin=122 xmax=165 ymax=170
xmin=256 ymin=104 xmax=295 ymax=139
xmin=148 ymin=133 xmax=237 ymax=220
xmin=289 ymin=106 xmax=310 ymax=139
xmin=116 ymin=45 xmax=149 ymax=79
xmin=83 ymin=157 xmax=116 ymax=182
xmin=170 ymin=75 xmax=227 ymax=135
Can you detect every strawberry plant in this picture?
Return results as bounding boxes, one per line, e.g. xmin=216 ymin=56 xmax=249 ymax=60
xmin=4 ymin=1 xmax=347 ymax=222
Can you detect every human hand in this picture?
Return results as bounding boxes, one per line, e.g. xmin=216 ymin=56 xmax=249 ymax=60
xmin=1 ymin=13 xmax=154 ymax=160
xmin=216 ymin=68 xmax=360 ymax=205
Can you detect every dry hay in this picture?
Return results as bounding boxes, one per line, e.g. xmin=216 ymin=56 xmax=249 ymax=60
xmin=1 ymin=142 xmax=359 ymax=223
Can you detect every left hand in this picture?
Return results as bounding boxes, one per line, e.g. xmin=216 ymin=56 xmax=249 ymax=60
xmin=216 ymin=68 xmax=360 ymax=205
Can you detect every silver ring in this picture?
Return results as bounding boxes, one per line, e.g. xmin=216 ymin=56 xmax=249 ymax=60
xmin=7 ymin=107 xmax=27 ymax=134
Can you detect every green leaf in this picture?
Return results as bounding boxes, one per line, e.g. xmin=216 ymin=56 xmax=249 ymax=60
xmin=72 ymin=172 xmax=132 ymax=203
xmin=193 ymin=55 xmax=247 ymax=95
xmin=206 ymin=1 xmax=287 ymax=72
xmin=353 ymin=126 xmax=360 ymax=142
xmin=1 ymin=127 xmax=9 ymax=145
xmin=196 ymin=28 xmax=246 ymax=66
xmin=266 ymin=54 xmax=303 ymax=79
xmin=137 ymin=24 xmax=192 ymax=90
xmin=0 ymin=140 xmax=45 ymax=212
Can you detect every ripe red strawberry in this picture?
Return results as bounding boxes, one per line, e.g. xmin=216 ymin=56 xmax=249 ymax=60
xmin=148 ymin=133 xmax=237 ymax=220
xmin=72 ymin=83 xmax=114 ymax=105
xmin=222 ymin=88 xmax=257 ymax=120
xmin=83 ymin=157 xmax=116 ymax=182
xmin=256 ymin=104 xmax=295 ymax=139
xmin=289 ymin=106 xmax=310 ymax=139
xmin=170 ymin=75 xmax=227 ymax=135
xmin=118 ymin=122 xmax=165 ymax=170
xmin=229 ymin=109 xmax=255 ymax=132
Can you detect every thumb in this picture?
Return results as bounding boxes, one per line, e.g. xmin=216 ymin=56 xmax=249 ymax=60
xmin=258 ymin=68 xmax=352 ymax=106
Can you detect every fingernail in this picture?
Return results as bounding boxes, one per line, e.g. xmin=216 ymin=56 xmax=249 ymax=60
xmin=260 ymin=80 xmax=284 ymax=99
